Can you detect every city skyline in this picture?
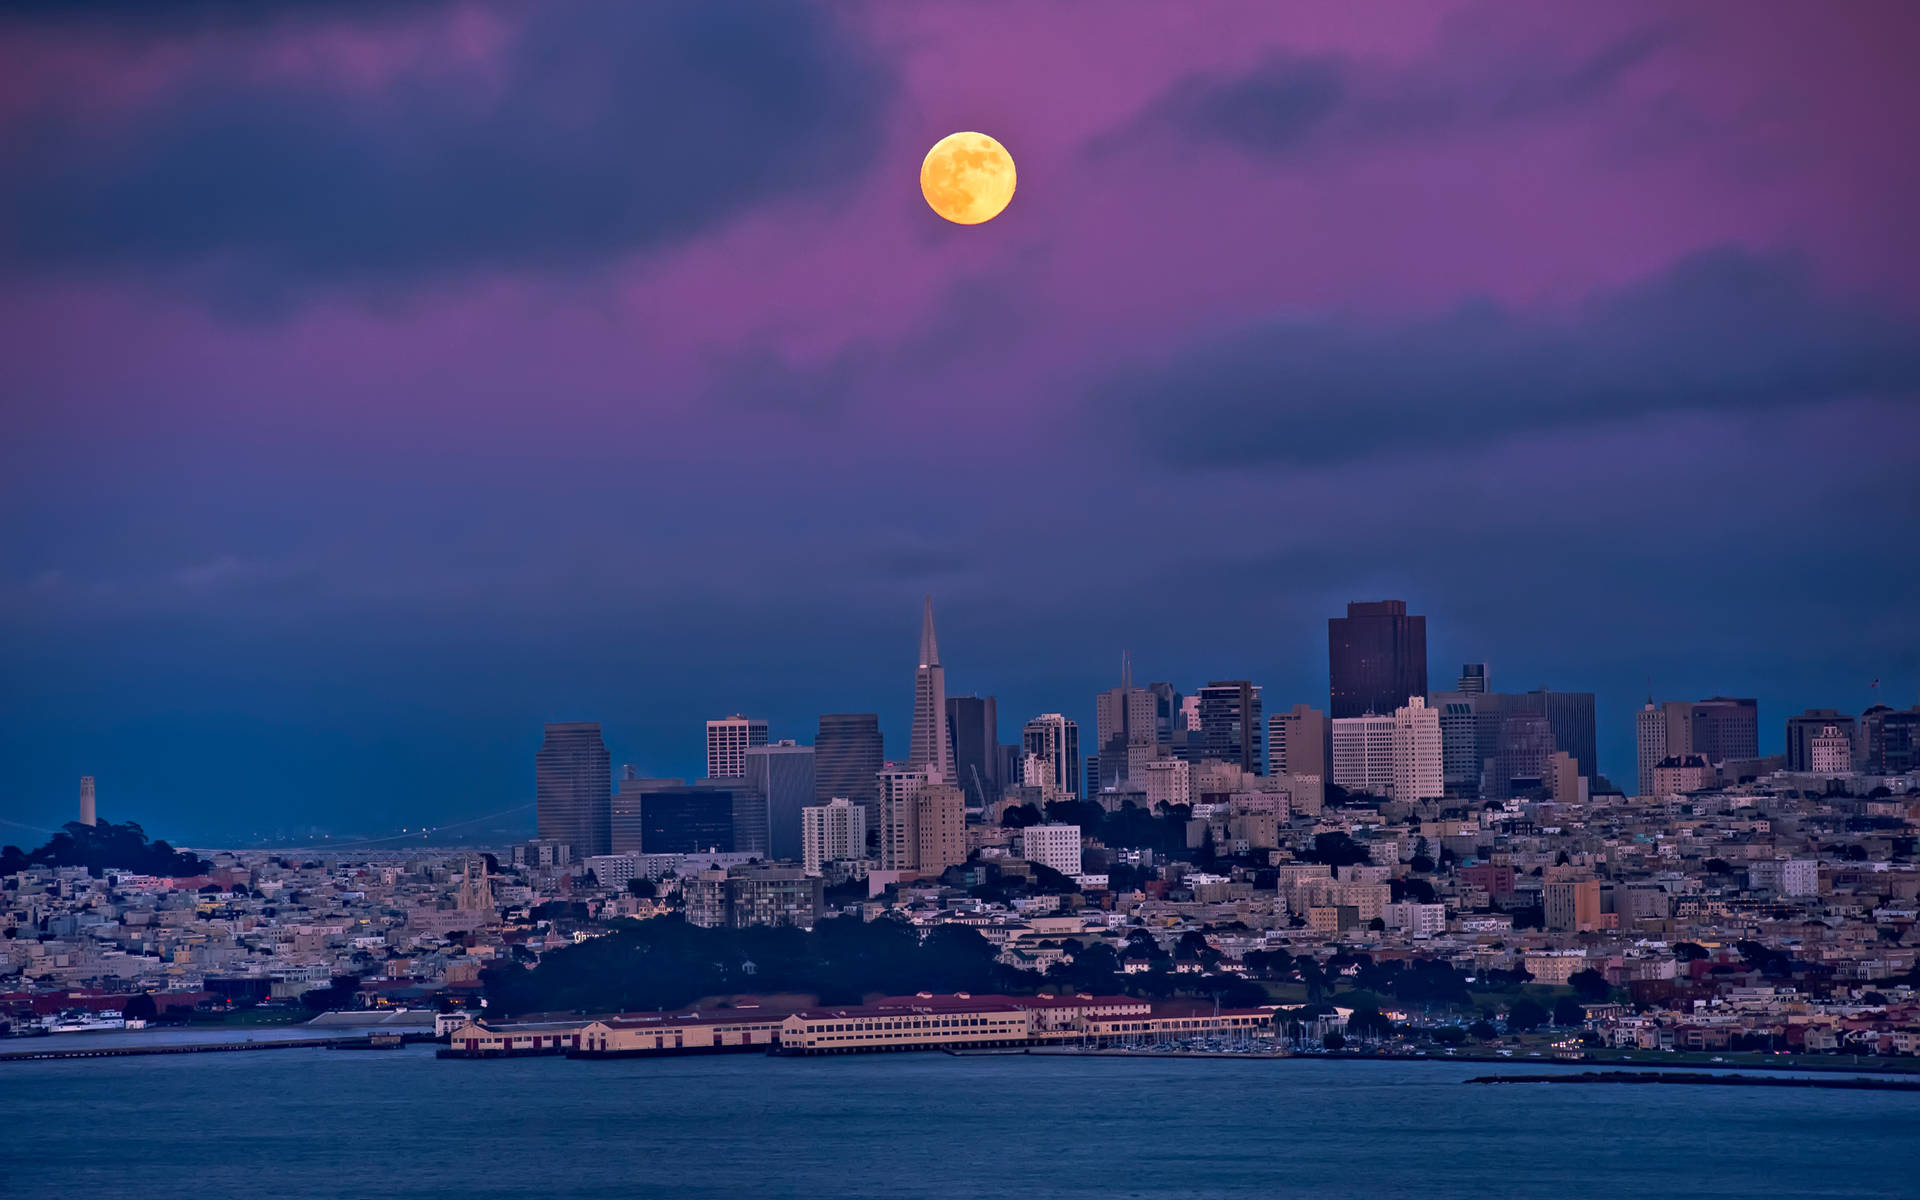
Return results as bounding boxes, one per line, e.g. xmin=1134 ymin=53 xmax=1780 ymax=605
xmin=3 ymin=3 xmax=1917 ymax=843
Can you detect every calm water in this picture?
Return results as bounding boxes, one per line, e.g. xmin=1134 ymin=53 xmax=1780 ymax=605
xmin=4 ymin=1048 xmax=1916 ymax=1199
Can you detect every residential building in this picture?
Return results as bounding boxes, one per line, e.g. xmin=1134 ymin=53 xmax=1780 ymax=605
xmin=1142 ymin=758 xmax=1190 ymax=809
xmin=800 ymin=798 xmax=866 ymax=876
xmin=1018 ymin=824 xmax=1083 ymax=876
xmin=1651 ymin=755 xmax=1714 ymax=797
xmin=1786 ymin=709 xmax=1857 ymax=773
xmin=536 ymin=721 xmax=610 ymax=859
xmin=1266 ymin=704 xmax=1328 ymax=780
xmin=1544 ymin=878 xmax=1601 ymax=933
xmin=1861 ymin=705 xmax=1920 ymax=775
xmin=1391 ymin=697 xmax=1444 ymax=802
xmin=1809 ymin=725 xmax=1853 ymax=775
xmin=877 ymin=767 xmax=925 ymax=872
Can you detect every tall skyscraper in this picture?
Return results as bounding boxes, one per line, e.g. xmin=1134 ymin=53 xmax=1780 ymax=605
xmin=1510 ymin=689 xmax=1598 ymax=781
xmin=1862 ymin=705 xmax=1920 ymax=775
xmin=625 ymin=782 xmax=738 ymax=854
xmin=1196 ymin=681 xmax=1262 ymax=773
xmin=908 ymin=595 xmax=954 ymax=782
xmin=1266 ymin=704 xmax=1328 ymax=780
xmin=1635 ymin=700 xmax=1667 ymax=797
xmin=536 ymin=721 xmax=611 ymax=859
xmin=706 ymin=715 xmax=769 ymax=779
xmin=78 ymin=775 xmax=96 ymax=827
xmin=815 ymin=713 xmax=884 ymax=813
xmin=1485 ymin=711 xmax=1555 ymax=799
xmin=743 ymin=740 xmax=816 ymax=862
xmin=946 ymin=694 xmax=1000 ymax=808
xmin=1689 ymin=697 xmax=1759 ymax=764
xmin=1457 ymin=663 xmax=1488 ymax=694
xmin=1021 ymin=713 xmax=1080 ymax=799
xmin=1392 ymin=697 xmax=1445 ymax=801
xmin=1328 ymin=600 xmax=1428 ymax=719
xmin=1147 ymin=682 xmax=1182 ymax=751
xmin=1095 ymin=665 xmax=1157 ymax=791
xmin=1786 ymin=709 xmax=1856 ymax=773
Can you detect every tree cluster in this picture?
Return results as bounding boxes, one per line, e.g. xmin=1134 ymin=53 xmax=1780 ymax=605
xmin=0 ymin=821 xmax=209 ymax=878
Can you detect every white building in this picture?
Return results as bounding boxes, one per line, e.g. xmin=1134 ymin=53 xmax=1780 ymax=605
xmin=706 ymin=715 xmax=769 ymax=779
xmin=801 ymin=798 xmax=867 ymax=876
xmin=1142 ymin=758 xmax=1190 ymax=809
xmin=584 ymin=854 xmax=645 ymax=889
xmin=1391 ymin=697 xmax=1445 ymax=802
xmin=877 ymin=766 xmax=927 ymax=871
xmin=1635 ymin=701 xmax=1667 ymax=797
xmin=1748 ymin=858 xmax=1819 ymax=898
xmin=1810 ymin=725 xmax=1852 ymax=775
xmin=1018 ymin=824 xmax=1083 ymax=876
xmin=1382 ymin=901 xmax=1447 ymax=938
xmin=1331 ymin=714 xmax=1396 ymax=798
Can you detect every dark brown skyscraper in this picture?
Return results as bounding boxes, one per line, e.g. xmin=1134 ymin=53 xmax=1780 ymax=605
xmin=536 ymin=721 xmax=610 ymax=859
xmin=1328 ymin=600 xmax=1428 ymax=719
xmin=815 ymin=713 xmax=884 ymax=815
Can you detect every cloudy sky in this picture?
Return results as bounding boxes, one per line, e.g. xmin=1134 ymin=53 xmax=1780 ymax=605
xmin=3 ymin=1 xmax=1915 ymax=842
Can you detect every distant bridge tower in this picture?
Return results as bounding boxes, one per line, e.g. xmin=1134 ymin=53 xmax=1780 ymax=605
xmin=79 ymin=776 xmax=97 ymax=827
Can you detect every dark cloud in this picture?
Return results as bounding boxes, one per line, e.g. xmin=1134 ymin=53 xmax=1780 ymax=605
xmin=1111 ymin=247 xmax=1920 ymax=467
xmin=0 ymin=1 xmax=889 ymax=293
xmin=0 ymin=0 xmax=446 ymax=35
xmin=1106 ymin=24 xmax=1669 ymax=158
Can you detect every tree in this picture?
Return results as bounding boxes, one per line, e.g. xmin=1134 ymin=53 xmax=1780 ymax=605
xmin=1468 ymin=1019 xmax=1498 ymax=1041
xmin=1673 ymin=941 xmax=1709 ymax=962
xmin=1303 ymin=832 xmax=1371 ymax=868
xmin=1568 ymin=969 xmax=1611 ymax=1003
xmin=626 ymin=877 xmax=656 ymax=899
xmin=1321 ymin=1032 xmax=1346 ymax=1051
xmin=123 ymin=993 xmax=158 ymax=1022
xmin=1348 ymin=1007 xmax=1394 ymax=1041
xmin=1507 ymin=998 xmax=1550 ymax=1032
xmin=1552 ymin=996 xmax=1586 ymax=1027
xmin=1367 ymin=917 xmax=1386 ymax=932
xmin=1430 ymin=1026 xmax=1468 ymax=1046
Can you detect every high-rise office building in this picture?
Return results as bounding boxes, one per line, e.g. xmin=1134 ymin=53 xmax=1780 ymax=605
xmin=908 ymin=596 xmax=954 ymax=782
xmin=1328 ymin=600 xmax=1428 ymax=719
xmin=1147 ymin=682 xmax=1182 ymax=751
xmin=1862 ymin=705 xmax=1920 ymax=775
xmin=1635 ymin=701 xmax=1667 ymax=797
xmin=815 ymin=713 xmax=884 ymax=813
xmin=610 ymin=768 xmax=680 ymax=853
xmin=1457 ymin=663 xmax=1488 ymax=694
xmin=800 ymin=798 xmax=866 ymax=875
xmin=706 ymin=715 xmax=769 ymax=780
xmin=1509 ymin=689 xmax=1598 ymax=781
xmin=1485 ymin=712 xmax=1555 ymax=799
xmin=536 ymin=721 xmax=610 ymax=859
xmin=1095 ymin=669 xmax=1157 ymax=791
xmin=946 ymin=694 xmax=1000 ymax=808
xmin=1434 ymin=694 xmax=1500 ymax=796
xmin=1331 ymin=713 xmax=1396 ymax=797
xmin=78 ymin=776 xmax=96 ymax=827
xmin=1021 ymin=713 xmax=1080 ymax=799
xmin=1197 ymin=681 xmax=1262 ymax=774
xmin=1689 ymin=697 xmax=1758 ymax=764
xmin=1786 ymin=709 xmax=1856 ymax=773
xmin=743 ymin=740 xmax=815 ymax=862
xmin=629 ymin=782 xmax=739 ymax=855
xmin=1392 ymin=697 xmax=1445 ymax=801
xmin=1266 ymin=704 xmax=1328 ymax=780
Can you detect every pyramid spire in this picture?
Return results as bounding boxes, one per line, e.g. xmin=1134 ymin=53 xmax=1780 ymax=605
xmin=919 ymin=593 xmax=941 ymax=669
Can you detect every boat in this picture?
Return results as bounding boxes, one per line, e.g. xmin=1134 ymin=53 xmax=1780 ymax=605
xmin=47 ymin=1013 xmax=128 ymax=1034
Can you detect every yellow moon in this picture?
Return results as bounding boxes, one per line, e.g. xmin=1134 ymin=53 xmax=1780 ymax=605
xmin=921 ymin=131 xmax=1016 ymax=225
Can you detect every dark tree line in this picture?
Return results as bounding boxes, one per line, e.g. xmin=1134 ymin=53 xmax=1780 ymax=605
xmin=0 ymin=821 xmax=209 ymax=878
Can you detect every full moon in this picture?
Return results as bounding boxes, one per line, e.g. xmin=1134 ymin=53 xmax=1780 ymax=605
xmin=920 ymin=131 xmax=1016 ymax=225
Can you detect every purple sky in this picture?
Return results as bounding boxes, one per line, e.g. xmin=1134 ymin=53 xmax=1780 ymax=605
xmin=3 ymin=1 xmax=1917 ymax=842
